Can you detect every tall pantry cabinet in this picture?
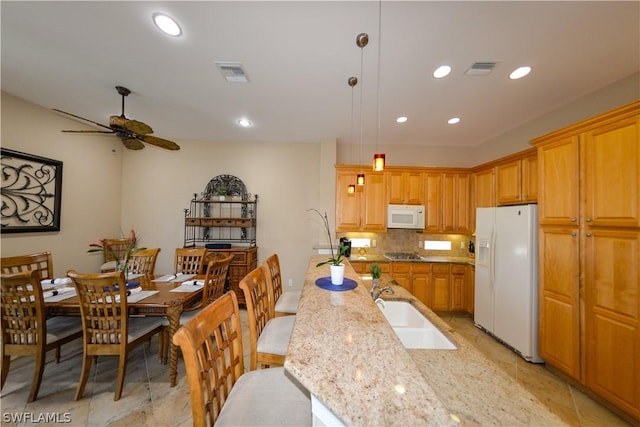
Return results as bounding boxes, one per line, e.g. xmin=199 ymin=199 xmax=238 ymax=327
xmin=532 ymin=101 xmax=639 ymax=421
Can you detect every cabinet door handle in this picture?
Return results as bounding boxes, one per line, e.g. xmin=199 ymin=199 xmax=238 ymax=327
xmin=586 ymin=232 xmax=593 ymax=237
xmin=571 ymin=231 xmax=577 ymax=237
xmin=586 ymin=218 xmax=592 ymax=222
xmin=570 ymin=218 xmax=577 ymax=222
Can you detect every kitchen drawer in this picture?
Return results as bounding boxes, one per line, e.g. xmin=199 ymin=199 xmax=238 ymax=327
xmin=451 ymin=265 xmax=466 ymax=274
xmin=391 ymin=263 xmax=412 ymax=273
xmin=432 ymin=264 xmax=450 ymax=274
xmin=413 ymin=263 xmax=431 ymax=273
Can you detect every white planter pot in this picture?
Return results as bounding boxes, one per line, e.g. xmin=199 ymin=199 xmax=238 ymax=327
xmin=330 ymin=264 xmax=345 ymax=285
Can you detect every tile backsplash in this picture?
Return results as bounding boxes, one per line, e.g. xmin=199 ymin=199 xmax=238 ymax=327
xmin=338 ymin=229 xmax=475 ymax=258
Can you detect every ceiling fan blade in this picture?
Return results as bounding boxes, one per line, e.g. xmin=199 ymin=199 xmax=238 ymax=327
xmin=120 ymin=137 xmax=145 ymax=150
xmin=138 ymin=134 xmax=181 ymax=151
xmin=52 ymin=108 xmax=112 ymax=131
xmin=61 ymin=130 xmax=115 ymax=134
xmin=109 ymin=116 xmax=153 ymax=135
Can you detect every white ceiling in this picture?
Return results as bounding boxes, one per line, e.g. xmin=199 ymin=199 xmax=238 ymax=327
xmin=2 ymin=1 xmax=639 ymax=148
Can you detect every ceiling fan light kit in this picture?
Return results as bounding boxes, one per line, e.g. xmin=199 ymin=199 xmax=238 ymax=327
xmin=54 ymin=86 xmax=180 ymax=151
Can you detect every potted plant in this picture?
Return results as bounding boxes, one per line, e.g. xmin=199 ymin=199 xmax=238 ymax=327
xmin=309 ymin=208 xmax=349 ymax=285
xmin=214 ymin=186 xmax=228 ymax=200
xmin=370 ymin=263 xmax=382 ymax=288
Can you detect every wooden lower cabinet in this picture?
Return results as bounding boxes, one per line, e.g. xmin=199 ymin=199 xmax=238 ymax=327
xmin=431 ymin=264 xmax=451 ymax=311
xmin=411 ymin=263 xmax=431 ymax=307
xmin=538 ymin=227 xmax=581 ymax=379
xmin=584 ymin=229 xmax=639 ymax=417
xmin=450 ymin=265 xmax=466 ymax=310
xmin=391 ymin=262 xmax=412 ymax=294
xmin=465 ymin=264 xmax=475 ymax=314
xmin=206 ymin=246 xmax=257 ymax=306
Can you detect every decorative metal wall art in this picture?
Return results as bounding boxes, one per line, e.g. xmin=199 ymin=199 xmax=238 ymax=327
xmin=1 ymin=148 xmax=63 ymax=233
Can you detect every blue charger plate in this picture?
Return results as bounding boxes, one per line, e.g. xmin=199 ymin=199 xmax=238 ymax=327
xmin=315 ymin=277 xmax=358 ymax=291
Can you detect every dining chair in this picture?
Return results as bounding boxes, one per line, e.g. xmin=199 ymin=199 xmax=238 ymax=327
xmin=159 ymin=254 xmax=233 ymax=363
xmin=1 ymin=251 xmax=54 ymax=282
xmin=174 ymin=247 xmax=208 ymax=275
xmin=1 ymin=270 xmax=83 ymax=402
xmin=172 ymin=291 xmax=310 ymax=427
xmin=239 ymin=266 xmax=295 ymax=371
xmin=127 ymin=247 xmax=161 ymax=278
xmin=262 ymin=253 xmax=301 ymax=317
xmin=100 ymin=237 xmax=136 ymax=272
xmin=67 ymin=270 xmax=164 ymax=401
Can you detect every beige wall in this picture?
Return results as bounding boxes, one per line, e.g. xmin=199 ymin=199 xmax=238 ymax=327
xmin=337 ymin=72 xmax=640 ymax=167
xmin=1 ymin=92 xmax=123 ymax=276
xmin=1 ymin=92 xmax=333 ymax=288
xmin=2 ymin=72 xmax=638 ymax=284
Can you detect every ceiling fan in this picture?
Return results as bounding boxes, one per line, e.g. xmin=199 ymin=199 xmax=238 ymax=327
xmin=53 ymin=86 xmax=180 ymax=151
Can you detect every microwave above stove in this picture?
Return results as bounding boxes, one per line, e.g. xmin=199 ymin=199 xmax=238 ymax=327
xmin=387 ymin=204 xmax=425 ymax=229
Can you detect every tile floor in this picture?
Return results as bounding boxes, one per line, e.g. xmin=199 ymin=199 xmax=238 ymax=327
xmin=0 ymin=312 xmax=633 ymax=426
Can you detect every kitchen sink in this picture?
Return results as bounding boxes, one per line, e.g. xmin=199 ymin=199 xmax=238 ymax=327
xmin=377 ymin=300 xmax=457 ymax=350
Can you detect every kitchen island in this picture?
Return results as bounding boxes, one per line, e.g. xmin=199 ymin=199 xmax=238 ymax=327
xmin=284 ymin=255 xmax=566 ymax=426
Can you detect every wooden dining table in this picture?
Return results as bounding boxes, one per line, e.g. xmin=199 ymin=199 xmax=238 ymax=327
xmin=44 ymin=274 xmax=204 ymax=387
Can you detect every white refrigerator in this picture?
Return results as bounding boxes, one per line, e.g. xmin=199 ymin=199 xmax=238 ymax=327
xmin=474 ymin=204 xmax=543 ymax=363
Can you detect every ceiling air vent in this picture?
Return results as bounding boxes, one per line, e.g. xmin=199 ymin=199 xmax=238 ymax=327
xmin=215 ymin=62 xmax=249 ymax=83
xmin=465 ymin=62 xmax=498 ymax=76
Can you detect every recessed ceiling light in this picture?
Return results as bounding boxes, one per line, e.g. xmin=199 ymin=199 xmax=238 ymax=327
xmin=509 ymin=66 xmax=532 ymax=80
xmin=433 ymin=65 xmax=452 ymax=79
xmin=447 ymin=117 xmax=461 ymax=125
xmin=396 ymin=116 xmax=408 ymax=123
xmin=153 ymin=13 xmax=182 ymax=37
xmin=237 ymin=118 xmax=253 ymax=127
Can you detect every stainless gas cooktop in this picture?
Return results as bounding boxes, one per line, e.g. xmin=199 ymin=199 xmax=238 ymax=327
xmin=384 ymin=252 xmax=421 ymax=260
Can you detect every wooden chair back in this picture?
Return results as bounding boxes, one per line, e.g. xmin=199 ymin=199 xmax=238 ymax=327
xmin=174 ymin=247 xmax=208 ymax=275
xmin=1 ymin=252 xmax=54 ymax=281
xmin=102 ymin=238 xmax=136 ymax=263
xmin=128 ymin=247 xmax=161 ymax=277
xmin=67 ymin=269 xmax=163 ymax=400
xmin=1 ymin=270 xmax=46 ymax=354
xmin=68 ymin=270 xmax=131 ymax=349
xmin=239 ymin=266 xmax=271 ymax=369
xmin=201 ymin=255 xmax=233 ymax=307
xmin=1 ymin=270 xmax=82 ymax=402
xmin=262 ymin=253 xmax=283 ymax=318
xmin=172 ymin=291 xmax=245 ymax=427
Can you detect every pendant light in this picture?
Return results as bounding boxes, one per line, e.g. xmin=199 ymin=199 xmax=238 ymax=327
xmin=372 ymin=1 xmax=386 ymax=172
xmin=347 ymin=76 xmax=358 ymax=194
xmin=356 ymin=32 xmax=368 ymax=186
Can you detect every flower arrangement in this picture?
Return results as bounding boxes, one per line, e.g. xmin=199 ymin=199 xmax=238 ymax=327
xmin=88 ymin=229 xmax=144 ymax=279
xmin=308 ymin=209 xmax=348 ymax=267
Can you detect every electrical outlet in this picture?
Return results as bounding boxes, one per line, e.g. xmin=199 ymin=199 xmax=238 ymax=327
xmin=372 ymin=240 xmax=377 ymax=247
xmin=418 ymin=240 xmax=423 ymax=248
xmin=460 ymin=241 xmax=465 ymax=250
xmin=288 ymin=279 xmax=293 ymax=288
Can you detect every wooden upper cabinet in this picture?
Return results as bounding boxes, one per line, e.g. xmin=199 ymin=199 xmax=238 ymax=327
xmin=537 ymin=136 xmax=580 ymax=226
xmin=474 ymin=168 xmax=495 ymax=208
xmin=335 ymin=169 xmax=361 ymax=231
xmin=583 ymin=115 xmax=640 ymax=228
xmin=496 ymin=153 xmax=538 ymax=205
xmin=335 ymin=167 xmax=386 ymax=232
xmin=441 ymin=173 xmax=470 ymax=233
xmin=387 ymin=170 xmax=424 ymax=205
xmin=424 ymin=172 xmax=442 ymax=232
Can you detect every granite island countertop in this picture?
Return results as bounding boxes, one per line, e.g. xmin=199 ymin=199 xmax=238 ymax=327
xmin=285 ymin=256 xmax=566 ymax=426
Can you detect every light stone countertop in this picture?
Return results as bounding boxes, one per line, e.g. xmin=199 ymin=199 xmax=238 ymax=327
xmin=285 ymin=256 xmax=566 ymax=426
xmin=284 ymin=255 xmax=457 ymax=427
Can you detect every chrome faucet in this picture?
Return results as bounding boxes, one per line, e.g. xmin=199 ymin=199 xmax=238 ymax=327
xmin=373 ymin=286 xmax=394 ymax=301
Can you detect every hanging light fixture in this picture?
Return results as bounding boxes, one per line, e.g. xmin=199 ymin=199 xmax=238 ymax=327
xmin=372 ymin=1 xmax=386 ymax=172
xmin=356 ymin=32 xmax=368 ymax=186
xmin=347 ymin=76 xmax=358 ymax=194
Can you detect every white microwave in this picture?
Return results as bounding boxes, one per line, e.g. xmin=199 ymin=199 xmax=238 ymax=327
xmin=387 ymin=204 xmax=425 ymax=229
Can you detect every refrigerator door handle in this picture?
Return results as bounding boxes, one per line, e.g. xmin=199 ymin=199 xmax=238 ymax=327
xmin=489 ymin=227 xmax=496 ymax=292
